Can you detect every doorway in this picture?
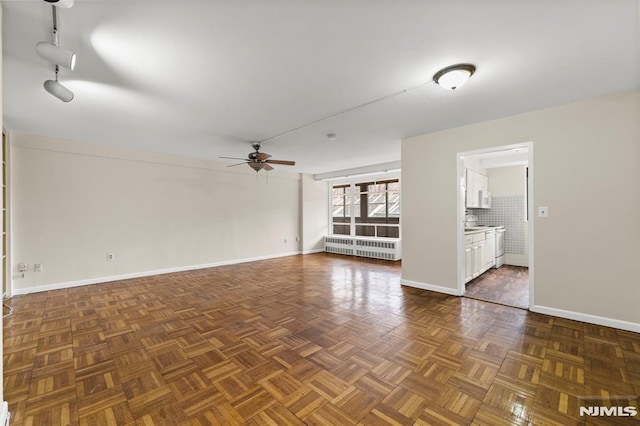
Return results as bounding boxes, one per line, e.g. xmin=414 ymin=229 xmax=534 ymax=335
xmin=456 ymin=143 xmax=534 ymax=309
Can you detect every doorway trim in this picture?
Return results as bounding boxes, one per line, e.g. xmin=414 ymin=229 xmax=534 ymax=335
xmin=456 ymin=142 xmax=534 ymax=308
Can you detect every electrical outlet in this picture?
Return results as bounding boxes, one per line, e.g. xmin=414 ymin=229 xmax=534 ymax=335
xmin=34 ymin=264 xmax=43 ymax=272
xmin=18 ymin=263 xmax=28 ymax=272
xmin=107 ymin=253 xmax=115 ymax=261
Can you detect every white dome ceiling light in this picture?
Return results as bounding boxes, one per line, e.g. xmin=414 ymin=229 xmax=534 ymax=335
xmin=433 ymin=64 xmax=476 ymax=90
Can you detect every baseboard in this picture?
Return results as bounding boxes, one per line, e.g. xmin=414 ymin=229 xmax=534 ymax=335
xmin=12 ymin=251 xmax=302 ymax=295
xmin=401 ymin=279 xmax=462 ymax=296
xmin=0 ymin=401 xmax=9 ymax=426
xmin=504 ymin=255 xmax=529 ymax=267
xmin=530 ymin=305 xmax=640 ymax=333
xmin=301 ymin=248 xmax=325 ymax=255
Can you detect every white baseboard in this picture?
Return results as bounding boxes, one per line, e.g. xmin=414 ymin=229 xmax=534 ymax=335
xmin=504 ymin=254 xmax=529 ymax=267
xmin=0 ymin=401 xmax=9 ymax=426
xmin=12 ymin=251 xmax=302 ymax=295
xmin=401 ymin=279 xmax=462 ymax=296
xmin=301 ymin=248 xmax=325 ymax=255
xmin=530 ymin=305 xmax=640 ymax=333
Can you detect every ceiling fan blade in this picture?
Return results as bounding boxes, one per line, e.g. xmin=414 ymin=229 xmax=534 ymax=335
xmin=266 ymin=159 xmax=295 ymax=166
xmin=263 ymin=163 xmax=274 ymax=171
xmin=219 ymin=156 xmax=249 ymax=161
xmin=255 ymin=152 xmax=272 ymax=161
xmin=227 ymin=162 xmax=249 ymax=167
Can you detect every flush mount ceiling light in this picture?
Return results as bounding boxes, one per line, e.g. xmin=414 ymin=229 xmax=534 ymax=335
xmin=37 ymin=1 xmax=76 ymax=102
xmin=433 ymin=64 xmax=476 ymax=90
xmin=44 ymin=0 xmax=75 ymax=8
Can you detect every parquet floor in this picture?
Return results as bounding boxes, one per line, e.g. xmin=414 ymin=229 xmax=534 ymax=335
xmin=3 ymin=253 xmax=640 ymax=425
xmin=465 ymin=266 xmax=529 ymax=309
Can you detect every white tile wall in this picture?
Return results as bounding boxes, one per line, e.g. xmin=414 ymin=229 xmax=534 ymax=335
xmin=474 ymin=195 xmax=525 ymax=255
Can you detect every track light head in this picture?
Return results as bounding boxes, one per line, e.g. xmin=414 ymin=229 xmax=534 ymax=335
xmin=44 ymin=0 xmax=75 ymax=8
xmin=44 ymin=79 xmax=74 ymax=102
xmin=36 ymin=42 xmax=77 ymax=70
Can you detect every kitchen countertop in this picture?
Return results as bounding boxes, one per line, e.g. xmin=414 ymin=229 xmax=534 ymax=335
xmin=464 ymin=228 xmax=486 ymax=235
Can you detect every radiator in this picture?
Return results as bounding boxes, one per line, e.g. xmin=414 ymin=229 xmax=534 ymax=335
xmin=324 ymin=236 xmax=401 ymax=261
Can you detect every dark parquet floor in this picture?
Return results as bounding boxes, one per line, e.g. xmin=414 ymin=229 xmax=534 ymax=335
xmin=3 ymin=253 xmax=640 ymax=425
xmin=465 ymin=265 xmax=529 ymax=309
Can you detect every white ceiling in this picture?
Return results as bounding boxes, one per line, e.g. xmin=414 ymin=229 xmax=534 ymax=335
xmin=3 ymin=0 xmax=640 ymax=174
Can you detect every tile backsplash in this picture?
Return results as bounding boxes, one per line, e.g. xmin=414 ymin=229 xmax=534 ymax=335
xmin=474 ymin=195 xmax=525 ymax=255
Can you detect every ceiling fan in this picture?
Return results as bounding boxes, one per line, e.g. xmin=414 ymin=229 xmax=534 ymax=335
xmin=220 ymin=142 xmax=295 ymax=172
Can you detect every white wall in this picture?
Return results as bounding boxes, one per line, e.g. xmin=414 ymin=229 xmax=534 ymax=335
xmin=301 ymin=174 xmax=329 ymax=253
xmin=402 ymin=90 xmax=640 ymax=331
xmin=11 ymin=132 xmax=310 ymax=292
xmin=487 ymin=166 xmax=525 ymax=196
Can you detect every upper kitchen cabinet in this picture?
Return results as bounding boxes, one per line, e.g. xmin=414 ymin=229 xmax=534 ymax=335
xmin=465 ymin=169 xmax=488 ymax=208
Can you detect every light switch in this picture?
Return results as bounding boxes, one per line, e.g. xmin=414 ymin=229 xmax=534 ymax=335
xmin=538 ymin=206 xmax=549 ymax=217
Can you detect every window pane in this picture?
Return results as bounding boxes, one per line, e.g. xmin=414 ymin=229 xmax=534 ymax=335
xmin=333 ymin=224 xmax=350 ymax=235
xmin=378 ymin=226 xmax=400 ymax=238
xmin=387 ymin=191 xmax=400 ymax=217
xmin=367 ymin=192 xmax=386 ymax=217
xmin=331 ymin=194 xmax=344 ymax=217
xmin=356 ymin=225 xmax=375 ymax=236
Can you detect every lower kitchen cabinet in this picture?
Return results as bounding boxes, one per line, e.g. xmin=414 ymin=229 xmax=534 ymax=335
xmin=464 ymin=232 xmax=486 ymax=283
xmin=465 ymin=245 xmax=473 ymax=282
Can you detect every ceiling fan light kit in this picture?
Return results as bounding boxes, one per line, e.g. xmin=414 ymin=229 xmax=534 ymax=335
xmin=221 ymin=142 xmax=295 ymax=173
xmin=433 ymin=63 xmax=476 ymax=90
xmin=36 ymin=0 xmax=77 ymax=102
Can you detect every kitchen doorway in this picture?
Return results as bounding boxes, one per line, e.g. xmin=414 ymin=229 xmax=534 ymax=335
xmin=456 ymin=143 xmax=534 ymax=309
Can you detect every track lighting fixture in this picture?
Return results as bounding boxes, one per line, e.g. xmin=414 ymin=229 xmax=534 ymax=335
xmin=433 ymin=64 xmax=476 ymax=90
xmin=44 ymin=0 xmax=75 ymax=8
xmin=38 ymin=1 xmax=76 ymax=102
xmin=36 ymin=42 xmax=76 ymax=70
xmin=44 ymin=72 xmax=74 ymax=102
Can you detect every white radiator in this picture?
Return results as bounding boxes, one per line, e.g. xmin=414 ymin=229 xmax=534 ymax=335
xmin=324 ymin=236 xmax=401 ymax=261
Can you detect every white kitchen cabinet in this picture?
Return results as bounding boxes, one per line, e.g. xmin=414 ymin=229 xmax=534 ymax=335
xmin=465 ymin=169 xmax=489 ymax=208
xmin=464 ymin=244 xmax=473 ymax=282
xmin=464 ymin=232 xmax=485 ymax=283
xmin=472 ymin=239 xmax=485 ymax=279
xmin=479 ymin=174 xmax=488 ymax=192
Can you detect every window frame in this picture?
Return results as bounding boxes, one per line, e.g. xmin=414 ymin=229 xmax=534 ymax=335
xmin=329 ymin=176 xmax=400 ymax=239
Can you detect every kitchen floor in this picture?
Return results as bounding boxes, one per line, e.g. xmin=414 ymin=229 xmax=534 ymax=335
xmin=465 ymin=265 xmax=529 ymax=309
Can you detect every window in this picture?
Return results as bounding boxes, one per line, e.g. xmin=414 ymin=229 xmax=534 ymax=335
xmin=331 ymin=185 xmax=351 ymax=235
xmin=331 ymin=178 xmax=400 ymax=238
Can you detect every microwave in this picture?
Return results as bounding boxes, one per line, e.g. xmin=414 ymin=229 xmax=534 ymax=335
xmin=479 ymin=190 xmax=492 ymax=209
